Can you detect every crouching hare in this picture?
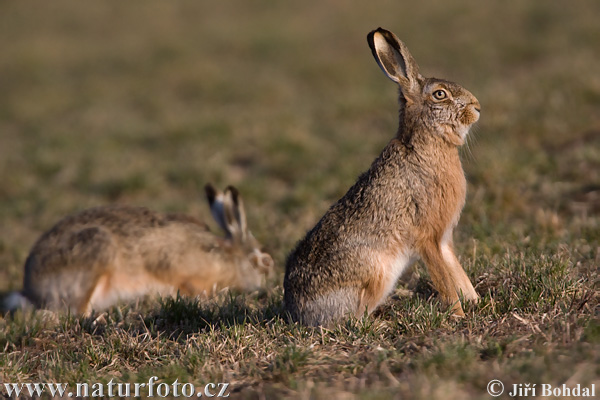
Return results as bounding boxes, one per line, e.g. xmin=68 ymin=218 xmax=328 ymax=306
xmin=5 ymin=184 xmax=273 ymax=314
xmin=284 ymin=28 xmax=481 ymax=326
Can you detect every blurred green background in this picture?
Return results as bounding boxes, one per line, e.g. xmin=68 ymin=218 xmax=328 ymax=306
xmin=1 ymin=0 xmax=599 ymax=289
xmin=1 ymin=1 xmax=599 ymax=397
xmin=2 ymin=0 xmax=599 ymax=288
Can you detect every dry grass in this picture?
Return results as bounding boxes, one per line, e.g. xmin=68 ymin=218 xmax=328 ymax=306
xmin=1 ymin=1 xmax=599 ymax=399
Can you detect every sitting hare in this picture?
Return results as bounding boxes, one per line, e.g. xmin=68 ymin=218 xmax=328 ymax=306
xmin=4 ymin=184 xmax=273 ymax=314
xmin=284 ymin=28 xmax=481 ymax=326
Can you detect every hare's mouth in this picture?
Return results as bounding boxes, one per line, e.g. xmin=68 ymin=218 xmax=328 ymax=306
xmin=461 ymin=105 xmax=480 ymax=126
xmin=472 ymin=105 xmax=481 ymax=121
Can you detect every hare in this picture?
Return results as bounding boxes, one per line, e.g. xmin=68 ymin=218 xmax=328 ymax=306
xmin=4 ymin=184 xmax=274 ymax=314
xmin=284 ymin=28 xmax=481 ymax=326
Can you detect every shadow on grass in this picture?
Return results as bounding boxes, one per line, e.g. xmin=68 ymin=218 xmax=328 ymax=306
xmin=147 ymin=288 xmax=287 ymax=339
xmin=0 ymin=287 xmax=288 ymax=347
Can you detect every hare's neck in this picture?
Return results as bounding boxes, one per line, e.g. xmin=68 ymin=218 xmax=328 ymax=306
xmin=395 ymin=109 xmax=436 ymax=149
xmin=395 ymin=99 xmax=410 ymax=145
xmin=395 ymin=120 xmax=459 ymax=158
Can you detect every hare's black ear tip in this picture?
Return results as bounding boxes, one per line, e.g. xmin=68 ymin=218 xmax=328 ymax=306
xmin=204 ymin=183 xmax=217 ymax=203
xmin=370 ymin=27 xmax=387 ymax=36
xmin=367 ymin=28 xmax=380 ymax=40
xmin=367 ymin=28 xmax=388 ymax=48
xmin=225 ymin=185 xmax=240 ymax=200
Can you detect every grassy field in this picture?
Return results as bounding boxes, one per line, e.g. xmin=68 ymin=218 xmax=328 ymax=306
xmin=1 ymin=1 xmax=599 ymax=398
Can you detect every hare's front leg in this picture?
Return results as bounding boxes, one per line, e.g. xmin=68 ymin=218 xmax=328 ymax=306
xmin=440 ymin=240 xmax=479 ymax=302
xmin=419 ymin=235 xmax=479 ymax=316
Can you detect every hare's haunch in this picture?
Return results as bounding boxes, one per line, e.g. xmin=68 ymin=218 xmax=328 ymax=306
xmin=284 ymin=28 xmax=481 ymax=326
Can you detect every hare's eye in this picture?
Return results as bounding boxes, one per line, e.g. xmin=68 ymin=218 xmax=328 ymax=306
xmin=433 ymin=89 xmax=447 ymax=100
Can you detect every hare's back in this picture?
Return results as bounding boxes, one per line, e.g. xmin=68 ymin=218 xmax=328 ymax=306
xmin=27 ymin=205 xmax=211 ymax=271
xmin=42 ymin=205 xmax=208 ymax=238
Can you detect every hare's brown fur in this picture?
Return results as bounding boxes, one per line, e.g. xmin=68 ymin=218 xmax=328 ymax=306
xmin=12 ymin=185 xmax=273 ymax=314
xmin=284 ymin=28 xmax=480 ymax=326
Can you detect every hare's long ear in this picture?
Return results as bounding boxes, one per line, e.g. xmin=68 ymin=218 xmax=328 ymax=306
xmin=222 ymin=186 xmax=248 ymax=242
xmin=205 ymin=184 xmax=230 ymax=235
xmin=367 ymin=28 xmax=422 ymax=97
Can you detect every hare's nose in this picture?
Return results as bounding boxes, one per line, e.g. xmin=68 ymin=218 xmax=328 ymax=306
xmin=261 ymin=254 xmax=274 ymax=268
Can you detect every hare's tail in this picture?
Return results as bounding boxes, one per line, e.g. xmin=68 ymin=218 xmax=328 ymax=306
xmin=2 ymin=291 xmax=33 ymax=313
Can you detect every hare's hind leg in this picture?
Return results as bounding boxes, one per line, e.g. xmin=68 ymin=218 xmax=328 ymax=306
xmin=29 ymin=226 xmax=117 ymax=314
xmin=419 ymin=235 xmax=478 ymax=316
xmin=81 ymin=272 xmax=113 ymax=315
xmin=30 ymin=267 xmax=109 ymax=315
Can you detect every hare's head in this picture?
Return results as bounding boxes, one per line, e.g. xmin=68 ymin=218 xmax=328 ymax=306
xmin=205 ymin=184 xmax=274 ymax=284
xmin=367 ymin=28 xmax=480 ymax=146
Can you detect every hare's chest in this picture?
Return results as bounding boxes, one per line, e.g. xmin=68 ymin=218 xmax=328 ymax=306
xmin=434 ymin=166 xmax=467 ymax=227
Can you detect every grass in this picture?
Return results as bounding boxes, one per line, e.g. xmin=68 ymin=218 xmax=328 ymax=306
xmin=1 ymin=0 xmax=599 ymax=398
